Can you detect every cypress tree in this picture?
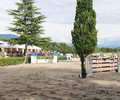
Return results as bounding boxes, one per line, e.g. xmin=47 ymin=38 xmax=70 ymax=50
xmin=71 ymin=0 xmax=97 ymax=77
xmin=3 ymin=0 xmax=50 ymax=62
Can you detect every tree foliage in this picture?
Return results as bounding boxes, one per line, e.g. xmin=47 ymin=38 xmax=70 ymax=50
xmin=0 ymin=0 xmax=50 ymax=62
xmin=41 ymin=42 xmax=76 ymax=55
xmin=93 ymin=46 xmax=120 ymax=53
xmin=71 ymin=0 xmax=97 ymax=75
xmin=99 ymin=48 xmax=119 ymax=53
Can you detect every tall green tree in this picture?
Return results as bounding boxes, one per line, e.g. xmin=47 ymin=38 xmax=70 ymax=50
xmin=71 ymin=0 xmax=97 ymax=77
xmin=5 ymin=0 xmax=49 ymax=62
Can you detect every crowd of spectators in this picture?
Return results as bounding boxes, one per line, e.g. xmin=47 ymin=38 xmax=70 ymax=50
xmin=3 ymin=51 xmax=24 ymax=57
xmin=0 ymin=49 xmax=54 ymax=58
xmin=28 ymin=50 xmax=53 ymax=57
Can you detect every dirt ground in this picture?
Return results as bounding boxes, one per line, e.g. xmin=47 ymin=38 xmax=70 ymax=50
xmin=0 ymin=58 xmax=120 ymax=100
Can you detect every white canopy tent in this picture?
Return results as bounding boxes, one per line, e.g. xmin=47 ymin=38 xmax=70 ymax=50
xmin=0 ymin=41 xmax=41 ymax=52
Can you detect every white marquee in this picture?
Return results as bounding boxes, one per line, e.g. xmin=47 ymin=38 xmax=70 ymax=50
xmin=0 ymin=41 xmax=41 ymax=52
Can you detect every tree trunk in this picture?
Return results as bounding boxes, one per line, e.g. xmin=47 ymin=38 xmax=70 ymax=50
xmin=23 ymin=40 xmax=28 ymax=63
xmin=80 ymin=53 xmax=86 ymax=74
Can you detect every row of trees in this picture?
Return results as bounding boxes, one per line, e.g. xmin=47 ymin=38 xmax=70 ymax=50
xmin=41 ymin=42 xmax=76 ymax=54
xmin=41 ymin=42 xmax=120 ymax=54
xmin=94 ymin=47 xmax=120 ymax=53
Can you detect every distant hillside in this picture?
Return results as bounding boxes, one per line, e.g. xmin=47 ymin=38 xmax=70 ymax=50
xmin=97 ymin=44 xmax=120 ymax=49
xmin=67 ymin=43 xmax=73 ymax=46
xmin=67 ymin=43 xmax=120 ymax=48
xmin=0 ymin=34 xmax=19 ymax=39
xmin=116 ymin=47 xmax=120 ymax=49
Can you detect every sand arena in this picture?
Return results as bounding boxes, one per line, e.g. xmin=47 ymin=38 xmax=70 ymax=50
xmin=0 ymin=58 xmax=120 ymax=100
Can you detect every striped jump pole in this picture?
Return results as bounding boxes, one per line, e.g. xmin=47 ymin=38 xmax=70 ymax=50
xmin=92 ymin=65 xmax=117 ymax=69
xmin=92 ymin=61 xmax=117 ymax=64
xmin=92 ymin=57 xmax=117 ymax=61
xmin=93 ymin=69 xmax=115 ymax=73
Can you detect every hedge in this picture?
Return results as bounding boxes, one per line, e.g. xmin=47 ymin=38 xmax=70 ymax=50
xmin=37 ymin=56 xmax=53 ymax=59
xmin=58 ymin=56 xmax=67 ymax=60
xmin=0 ymin=57 xmax=31 ymax=66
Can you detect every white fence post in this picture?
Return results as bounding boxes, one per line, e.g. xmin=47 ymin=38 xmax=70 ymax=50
xmin=117 ymin=52 xmax=120 ymax=73
xmin=89 ymin=54 xmax=92 ymax=77
xmin=85 ymin=54 xmax=92 ymax=77
xmin=31 ymin=53 xmax=37 ymax=64
xmin=53 ymin=52 xmax=58 ymax=63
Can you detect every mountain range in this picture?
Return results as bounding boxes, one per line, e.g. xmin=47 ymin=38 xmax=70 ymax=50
xmin=67 ymin=43 xmax=120 ymax=49
xmin=0 ymin=34 xmax=120 ymax=48
xmin=0 ymin=34 xmax=19 ymax=39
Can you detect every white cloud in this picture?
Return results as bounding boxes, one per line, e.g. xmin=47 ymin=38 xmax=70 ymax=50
xmin=94 ymin=0 xmax=120 ymax=24
xmin=36 ymin=0 xmax=76 ymax=24
xmin=97 ymin=24 xmax=120 ymax=45
xmin=43 ymin=23 xmax=73 ymax=43
xmin=59 ymin=38 xmax=70 ymax=43
xmin=0 ymin=0 xmax=120 ymax=48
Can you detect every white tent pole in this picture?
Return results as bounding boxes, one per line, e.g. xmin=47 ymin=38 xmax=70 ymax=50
xmin=1 ymin=48 xmax=4 ymax=58
xmin=22 ymin=49 xmax=24 ymax=53
xmin=2 ymin=48 xmax=4 ymax=52
xmin=16 ymin=48 xmax=18 ymax=51
xmin=10 ymin=48 xmax=12 ymax=52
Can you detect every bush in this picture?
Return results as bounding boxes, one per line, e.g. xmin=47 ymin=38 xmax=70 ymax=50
xmin=0 ymin=57 xmax=31 ymax=66
xmin=0 ymin=57 xmax=25 ymax=66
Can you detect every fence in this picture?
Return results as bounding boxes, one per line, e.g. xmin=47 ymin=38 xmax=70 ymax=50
xmin=85 ymin=54 xmax=92 ymax=77
xmin=85 ymin=52 xmax=120 ymax=77
xmin=31 ymin=52 xmax=58 ymax=64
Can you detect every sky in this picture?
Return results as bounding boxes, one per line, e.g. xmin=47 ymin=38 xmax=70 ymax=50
xmin=0 ymin=0 xmax=120 ymax=48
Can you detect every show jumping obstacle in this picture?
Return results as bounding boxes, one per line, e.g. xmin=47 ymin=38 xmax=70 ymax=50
xmin=85 ymin=52 xmax=120 ymax=77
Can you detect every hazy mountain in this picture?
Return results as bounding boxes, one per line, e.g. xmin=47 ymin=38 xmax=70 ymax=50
xmin=116 ymin=47 xmax=120 ymax=49
xmin=0 ymin=34 xmax=19 ymax=39
xmin=67 ymin=42 xmax=120 ymax=48
xmin=97 ymin=42 xmax=120 ymax=48
xmin=1 ymin=34 xmax=120 ymax=49
xmin=67 ymin=43 xmax=73 ymax=46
